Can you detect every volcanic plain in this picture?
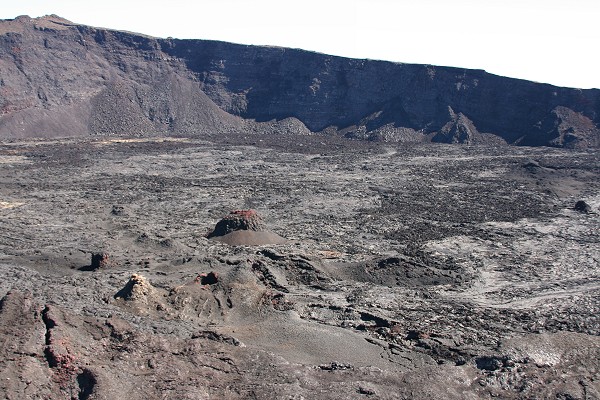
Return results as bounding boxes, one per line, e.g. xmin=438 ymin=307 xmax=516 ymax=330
xmin=0 ymin=133 xmax=598 ymax=399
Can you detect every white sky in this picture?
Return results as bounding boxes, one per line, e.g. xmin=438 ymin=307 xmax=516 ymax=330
xmin=1 ymin=0 xmax=598 ymax=89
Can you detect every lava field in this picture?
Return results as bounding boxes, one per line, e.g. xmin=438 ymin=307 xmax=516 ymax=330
xmin=0 ymin=134 xmax=598 ymax=399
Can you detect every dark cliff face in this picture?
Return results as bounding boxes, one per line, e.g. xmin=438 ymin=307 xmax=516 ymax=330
xmin=1 ymin=15 xmax=599 ymax=147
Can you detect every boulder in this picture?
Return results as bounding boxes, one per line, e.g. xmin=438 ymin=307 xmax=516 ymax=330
xmin=90 ymin=252 xmax=112 ymax=270
xmin=574 ymin=200 xmax=591 ymax=213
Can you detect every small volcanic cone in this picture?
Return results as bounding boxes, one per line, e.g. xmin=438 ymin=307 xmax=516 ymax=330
xmin=207 ymin=210 xmax=286 ymax=246
xmin=114 ymin=274 xmax=159 ymax=303
xmin=113 ymin=274 xmax=170 ymax=316
xmin=207 ymin=210 xmax=265 ymax=237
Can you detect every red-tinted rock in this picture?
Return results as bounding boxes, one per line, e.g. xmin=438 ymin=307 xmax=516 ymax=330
xmin=206 ymin=210 xmax=286 ymax=246
xmin=90 ymin=252 xmax=112 ymax=270
xmin=207 ymin=210 xmax=265 ymax=238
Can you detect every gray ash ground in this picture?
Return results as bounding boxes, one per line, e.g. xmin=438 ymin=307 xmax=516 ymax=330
xmin=0 ymin=134 xmax=599 ymax=399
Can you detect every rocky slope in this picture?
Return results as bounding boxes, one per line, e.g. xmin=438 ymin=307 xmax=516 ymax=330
xmin=0 ymin=15 xmax=599 ymax=147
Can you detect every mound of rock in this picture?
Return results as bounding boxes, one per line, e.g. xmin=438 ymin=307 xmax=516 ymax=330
xmin=208 ymin=210 xmax=265 ymax=236
xmin=574 ymin=200 xmax=591 ymax=213
xmin=91 ymin=252 xmax=112 ymax=270
xmin=207 ymin=210 xmax=286 ymax=246
xmin=113 ymin=274 xmax=166 ymax=314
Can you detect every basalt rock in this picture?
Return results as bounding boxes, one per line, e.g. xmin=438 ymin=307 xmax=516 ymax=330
xmin=207 ymin=210 xmax=265 ymax=237
xmin=89 ymin=252 xmax=111 ymax=270
xmin=574 ymin=200 xmax=591 ymax=213
xmin=196 ymin=271 xmax=219 ymax=285
xmin=207 ymin=210 xmax=286 ymax=246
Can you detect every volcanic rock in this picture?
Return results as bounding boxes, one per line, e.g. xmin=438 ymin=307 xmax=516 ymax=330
xmin=528 ymin=106 xmax=600 ymax=148
xmin=0 ymin=15 xmax=599 ymax=147
xmin=114 ymin=274 xmax=157 ymax=302
xmin=207 ymin=210 xmax=286 ymax=246
xmin=574 ymin=200 xmax=591 ymax=213
xmin=90 ymin=252 xmax=111 ymax=270
xmin=110 ymin=205 xmax=127 ymax=216
xmin=196 ymin=271 xmax=219 ymax=285
xmin=191 ymin=330 xmax=243 ymax=346
xmin=207 ymin=210 xmax=265 ymax=236
xmin=431 ymin=107 xmax=480 ymax=144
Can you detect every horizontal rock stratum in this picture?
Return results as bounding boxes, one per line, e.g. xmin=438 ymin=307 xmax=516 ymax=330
xmin=0 ymin=14 xmax=599 ymax=148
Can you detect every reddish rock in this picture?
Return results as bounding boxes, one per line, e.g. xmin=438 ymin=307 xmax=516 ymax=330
xmin=206 ymin=210 xmax=286 ymax=246
xmin=90 ymin=252 xmax=111 ymax=270
xmin=207 ymin=210 xmax=265 ymax=238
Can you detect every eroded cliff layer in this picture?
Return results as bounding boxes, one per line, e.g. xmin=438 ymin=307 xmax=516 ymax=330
xmin=1 ymin=15 xmax=598 ymax=147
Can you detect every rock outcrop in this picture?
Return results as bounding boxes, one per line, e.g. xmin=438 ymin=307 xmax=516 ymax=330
xmin=207 ymin=210 xmax=286 ymax=246
xmin=207 ymin=210 xmax=265 ymax=237
xmin=0 ymin=15 xmax=599 ymax=148
xmin=431 ymin=107 xmax=481 ymax=144
xmin=574 ymin=200 xmax=591 ymax=213
xmin=90 ymin=252 xmax=112 ymax=270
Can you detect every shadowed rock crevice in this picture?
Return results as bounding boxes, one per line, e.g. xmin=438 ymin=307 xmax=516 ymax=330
xmin=41 ymin=306 xmax=59 ymax=368
xmin=76 ymin=369 xmax=96 ymax=400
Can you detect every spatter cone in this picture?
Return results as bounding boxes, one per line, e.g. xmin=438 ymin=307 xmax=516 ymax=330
xmin=207 ymin=210 xmax=265 ymax=237
xmin=207 ymin=210 xmax=286 ymax=246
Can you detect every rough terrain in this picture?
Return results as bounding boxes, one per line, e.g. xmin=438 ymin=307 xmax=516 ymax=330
xmin=1 ymin=15 xmax=599 ymax=147
xmin=0 ymin=134 xmax=598 ymax=399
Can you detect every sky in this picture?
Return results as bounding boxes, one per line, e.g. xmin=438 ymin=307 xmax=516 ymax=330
xmin=1 ymin=0 xmax=598 ymax=89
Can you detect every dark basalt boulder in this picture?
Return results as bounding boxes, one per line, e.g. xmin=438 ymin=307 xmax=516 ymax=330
xmin=80 ymin=252 xmax=113 ymax=271
xmin=574 ymin=200 xmax=591 ymax=213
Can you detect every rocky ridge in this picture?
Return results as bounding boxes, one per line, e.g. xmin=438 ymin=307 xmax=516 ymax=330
xmin=0 ymin=15 xmax=599 ymax=147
